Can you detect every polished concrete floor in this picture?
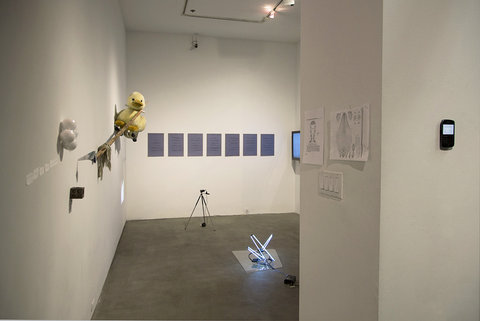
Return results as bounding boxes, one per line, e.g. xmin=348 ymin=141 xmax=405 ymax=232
xmin=92 ymin=213 xmax=299 ymax=320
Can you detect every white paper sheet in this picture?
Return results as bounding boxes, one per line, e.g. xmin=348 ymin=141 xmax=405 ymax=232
xmin=330 ymin=104 xmax=369 ymax=161
xmin=302 ymin=108 xmax=324 ymax=165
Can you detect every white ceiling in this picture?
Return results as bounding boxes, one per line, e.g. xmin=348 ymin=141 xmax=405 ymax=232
xmin=119 ymin=0 xmax=300 ymax=43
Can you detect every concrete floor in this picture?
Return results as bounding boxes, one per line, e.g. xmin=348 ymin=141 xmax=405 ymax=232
xmin=92 ymin=213 xmax=299 ymax=320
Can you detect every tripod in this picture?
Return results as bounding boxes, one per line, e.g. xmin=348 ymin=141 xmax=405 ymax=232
xmin=184 ymin=189 xmax=215 ymax=230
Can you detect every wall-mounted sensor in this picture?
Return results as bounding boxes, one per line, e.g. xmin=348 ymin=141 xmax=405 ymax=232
xmin=283 ymin=0 xmax=295 ymax=6
xmin=440 ymin=119 xmax=455 ymax=150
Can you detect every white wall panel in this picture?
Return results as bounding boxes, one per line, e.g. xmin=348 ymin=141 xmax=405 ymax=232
xmin=0 ymin=1 xmax=127 ymax=318
xmin=126 ymin=32 xmax=299 ymax=219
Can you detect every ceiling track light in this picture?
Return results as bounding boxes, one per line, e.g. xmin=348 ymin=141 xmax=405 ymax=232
xmin=191 ymin=33 xmax=198 ymax=49
xmin=266 ymin=0 xmax=294 ymax=20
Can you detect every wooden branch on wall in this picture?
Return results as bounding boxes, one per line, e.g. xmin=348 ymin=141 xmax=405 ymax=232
xmin=95 ymin=110 xmax=144 ymax=160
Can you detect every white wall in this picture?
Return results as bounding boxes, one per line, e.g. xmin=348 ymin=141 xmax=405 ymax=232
xmin=299 ymin=1 xmax=382 ymax=320
xmin=0 ymin=0 xmax=126 ymax=319
xmin=125 ymin=32 xmax=299 ymax=220
xmin=294 ymin=44 xmax=301 ymax=214
xmin=379 ymin=1 xmax=480 ymax=320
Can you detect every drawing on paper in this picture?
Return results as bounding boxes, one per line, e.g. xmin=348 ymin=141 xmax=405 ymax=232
xmin=330 ymin=105 xmax=369 ymax=161
xmin=302 ymin=108 xmax=324 ymax=165
xmin=307 ymin=119 xmax=322 ymax=152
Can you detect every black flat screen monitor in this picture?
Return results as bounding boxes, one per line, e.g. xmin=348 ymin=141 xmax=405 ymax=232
xmin=292 ymin=131 xmax=300 ymax=160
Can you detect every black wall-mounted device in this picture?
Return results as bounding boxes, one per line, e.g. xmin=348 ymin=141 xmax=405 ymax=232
xmin=440 ymin=119 xmax=455 ymax=150
xmin=70 ymin=187 xmax=85 ymax=199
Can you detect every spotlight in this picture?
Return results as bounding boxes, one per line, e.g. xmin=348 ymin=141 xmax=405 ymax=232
xmin=268 ymin=10 xmax=275 ymax=19
xmin=191 ymin=34 xmax=198 ymax=49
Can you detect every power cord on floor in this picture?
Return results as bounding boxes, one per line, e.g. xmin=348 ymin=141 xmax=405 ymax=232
xmin=266 ymin=261 xmax=298 ymax=288
xmin=248 ymin=254 xmax=298 ymax=288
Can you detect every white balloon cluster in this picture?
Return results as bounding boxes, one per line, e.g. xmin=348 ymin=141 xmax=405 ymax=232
xmin=59 ymin=119 xmax=79 ymax=151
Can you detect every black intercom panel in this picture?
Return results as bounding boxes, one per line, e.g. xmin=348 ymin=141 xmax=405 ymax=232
xmin=440 ymin=119 xmax=455 ymax=150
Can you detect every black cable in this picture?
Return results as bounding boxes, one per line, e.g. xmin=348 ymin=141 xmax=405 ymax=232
xmin=268 ymin=262 xmax=298 ymax=287
xmin=265 ymin=258 xmax=299 ymax=287
xmin=248 ymin=252 xmax=257 ymax=262
xmin=266 ymin=261 xmax=288 ymax=277
xmin=248 ymin=251 xmax=298 ymax=287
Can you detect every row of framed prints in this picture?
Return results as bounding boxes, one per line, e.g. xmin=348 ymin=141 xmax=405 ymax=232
xmin=147 ymin=133 xmax=275 ymax=157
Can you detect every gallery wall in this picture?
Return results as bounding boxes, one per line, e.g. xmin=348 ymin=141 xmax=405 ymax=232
xmin=0 ymin=0 xmax=127 ymax=319
xmin=299 ymin=0 xmax=382 ymax=320
xmin=125 ymin=32 xmax=299 ymax=220
xmin=379 ymin=0 xmax=480 ymax=320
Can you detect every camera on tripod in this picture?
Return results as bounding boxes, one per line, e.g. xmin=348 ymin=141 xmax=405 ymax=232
xmin=200 ymin=189 xmax=209 ymax=195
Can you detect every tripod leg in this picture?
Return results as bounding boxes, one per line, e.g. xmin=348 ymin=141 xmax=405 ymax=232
xmin=201 ymin=195 xmax=207 ymax=227
xmin=185 ymin=195 xmax=202 ymax=230
xmin=202 ymin=195 xmax=215 ymax=230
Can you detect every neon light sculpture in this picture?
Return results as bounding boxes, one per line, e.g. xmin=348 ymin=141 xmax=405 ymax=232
xmin=247 ymin=234 xmax=275 ymax=267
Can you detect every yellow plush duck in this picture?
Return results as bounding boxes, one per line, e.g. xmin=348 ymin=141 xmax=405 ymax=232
xmin=115 ymin=91 xmax=147 ymax=142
